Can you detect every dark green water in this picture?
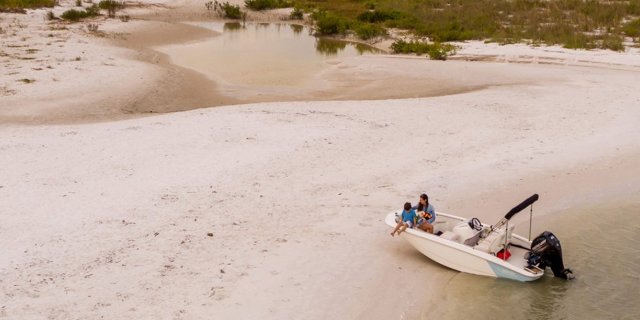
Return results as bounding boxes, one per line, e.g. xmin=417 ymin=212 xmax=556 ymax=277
xmin=426 ymin=203 xmax=640 ymax=320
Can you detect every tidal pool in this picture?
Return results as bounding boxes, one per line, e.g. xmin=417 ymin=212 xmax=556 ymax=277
xmin=157 ymin=22 xmax=382 ymax=87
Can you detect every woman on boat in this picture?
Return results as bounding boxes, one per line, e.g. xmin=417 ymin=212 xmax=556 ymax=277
xmin=415 ymin=193 xmax=436 ymax=234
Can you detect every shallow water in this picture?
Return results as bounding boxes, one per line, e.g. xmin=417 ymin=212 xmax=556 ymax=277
xmin=158 ymin=22 xmax=382 ymax=87
xmin=426 ymin=203 xmax=640 ymax=320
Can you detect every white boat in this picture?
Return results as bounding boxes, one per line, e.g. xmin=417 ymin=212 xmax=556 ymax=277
xmin=386 ymin=194 xmax=573 ymax=282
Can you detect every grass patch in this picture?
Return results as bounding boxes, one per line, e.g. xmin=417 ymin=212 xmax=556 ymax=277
xmin=244 ymin=0 xmax=292 ymax=11
xmin=98 ymin=0 xmax=124 ymax=18
xmin=391 ymin=39 xmax=457 ymax=60
xmin=623 ymin=18 xmax=640 ymax=38
xmin=293 ymin=0 xmax=640 ymax=51
xmin=289 ymin=6 xmax=303 ymax=19
xmin=17 ymin=78 xmax=35 ymax=83
xmin=312 ymin=10 xmax=350 ymax=35
xmin=207 ymin=1 xmax=245 ymax=19
xmin=61 ymin=5 xmax=99 ymax=21
xmin=0 ymin=0 xmax=56 ymax=10
xmin=353 ymin=22 xmax=386 ymax=40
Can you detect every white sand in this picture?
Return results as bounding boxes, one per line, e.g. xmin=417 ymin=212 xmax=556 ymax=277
xmin=2 ymin=1 xmax=640 ymax=319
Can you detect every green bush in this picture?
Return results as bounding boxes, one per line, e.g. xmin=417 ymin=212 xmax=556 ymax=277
xmin=427 ymin=42 xmax=457 ymax=60
xmin=623 ymin=18 xmax=640 ymax=37
xmin=220 ymin=1 xmax=243 ymax=19
xmin=312 ymin=11 xmax=350 ymax=35
xmin=391 ymin=39 xmax=456 ymax=60
xmin=353 ymin=22 xmax=386 ymax=40
xmin=357 ymin=10 xmax=399 ymax=23
xmin=244 ymin=0 xmax=291 ymax=11
xmin=289 ymin=6 xmax=303 ymax=19
xmin=0 ymin=0 xmax=55 ymax=10
xmin=98 ymin=0 xmax=123 ymax=17
xmin=600 ymin=35 xmax=625 ymax=51
xmin=61 ymin=6 xmax=99 ymax=21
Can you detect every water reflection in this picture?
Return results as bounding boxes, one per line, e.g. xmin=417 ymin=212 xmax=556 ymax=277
xmin=219 ymin=21 xmax=380 ymax=56
xmin=290 ymin=24 xmax=304 ymax=35
xmin=159 ymin=22 xmax=383 ymax=87
xmin=315 ymin=38 xmax=347 ymax=56
xmin=223 ymin=22 xmax=243 ymax=31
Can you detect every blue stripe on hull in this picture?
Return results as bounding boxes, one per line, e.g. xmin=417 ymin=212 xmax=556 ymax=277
xmin=487 ymin=261 xmax=536 ymax=282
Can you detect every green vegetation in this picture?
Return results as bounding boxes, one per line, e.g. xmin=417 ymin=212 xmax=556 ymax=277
xmin=623 ymin=18 xmax=640 ymax=38
xmin=391 ymin=39 xmax=457 ymax=60
xmin=293 ymin=0 xmax=640 ymax=51
xmin=244 ymin=0 xmax=291 ymax=11
xmin=98 ymin=0 xmax=123 ymax=17
xmin=0 ymin=0 xmax=56 ymax=10
xmin=289 ymin=6 xmax=303 ymax=19
xmin=207 ymin=1 xmax=245 ymax=19
xmin=61 ymin=4 xmax=99 ymax=21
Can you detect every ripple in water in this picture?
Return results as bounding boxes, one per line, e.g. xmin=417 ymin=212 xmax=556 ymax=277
xmin=426 ymin=203 xmax=640 ymax=320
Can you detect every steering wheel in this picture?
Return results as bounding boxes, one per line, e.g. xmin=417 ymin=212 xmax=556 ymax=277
xmin=469 ymin=218 xmax=483 ymax=231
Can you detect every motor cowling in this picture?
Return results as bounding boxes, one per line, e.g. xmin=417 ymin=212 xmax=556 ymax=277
xmin=528 ymin=231 xmax=574 ymax=279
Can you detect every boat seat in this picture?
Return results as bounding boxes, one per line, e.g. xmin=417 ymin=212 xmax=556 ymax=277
xmin=433 ymin=220 xmax=448 ymax=234
xmin=440 ymin=231 xmax=460 ymax=242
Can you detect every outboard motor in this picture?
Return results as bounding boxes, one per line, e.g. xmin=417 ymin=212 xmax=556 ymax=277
xmin=528 ymin=231 xmax=574 ymax=279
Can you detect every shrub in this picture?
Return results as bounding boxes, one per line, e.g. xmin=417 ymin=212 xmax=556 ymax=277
xmin=353 ymin=22 xmax=386 ymax=40
xmin=244 ymin=0 xmax=291 ymax=11
xmin=357 ymin=10 xmax=399 ymax=23
xmin=600 ymin=35 xmax=624 ymax=51
xmin=75 ymin=0 xmax=81 ymax=6
xmin=98 ymin=0 xmax=124 ymax=18
xmin=61 ymin=8 xmax=88 ymax=21
xmin=623 ymin=18 xmax=640 ymax=37
xmin=213 ymin=1 xmax=243 ymax=19
xmin=85 ymin=3 xmax=99 ymax=15
xmin=391 ymin=39 xmax=456 ymax=60
xmin=289 ymin=6 xmax=303 ymax=20
xmin=312 ymin=11 xmax=350 ymax=35
xmin=427 ymin=42 xmax=457 ymax=60
xmin=0 ymin=0 xmax=55 ymax=10
xmin=45 ymin=10 xmax=56 ymax=20
xmin=61 ymin=4 xmax=99 ymax=21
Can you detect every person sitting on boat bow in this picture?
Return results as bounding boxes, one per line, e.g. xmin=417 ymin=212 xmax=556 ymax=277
xmin=414 ymin=193 xmax=436 ymax=234
xmin=390 ymin=202 xmax=416 ymax=237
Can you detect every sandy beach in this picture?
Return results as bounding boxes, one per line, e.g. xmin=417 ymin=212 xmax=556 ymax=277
xmin=2 ymin=0 xmax=640 ymax=319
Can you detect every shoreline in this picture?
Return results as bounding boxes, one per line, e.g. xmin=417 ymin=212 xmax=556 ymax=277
xmin=2 ymin=1 xmax=640 ymax=124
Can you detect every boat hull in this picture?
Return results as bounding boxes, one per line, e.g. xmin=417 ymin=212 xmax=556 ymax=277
xmin=386 ymin=212 xmax=543 ymax=282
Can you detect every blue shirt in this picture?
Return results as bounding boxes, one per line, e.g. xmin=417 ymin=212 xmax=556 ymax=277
xmin=425 ymin=204 xmax=436 ymax=224
xmin=401 ymin=209 xmax=417 ymax=223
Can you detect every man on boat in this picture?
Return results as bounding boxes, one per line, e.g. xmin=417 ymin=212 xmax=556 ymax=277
xmin=415 ymin=193 xmax=436 ymax=234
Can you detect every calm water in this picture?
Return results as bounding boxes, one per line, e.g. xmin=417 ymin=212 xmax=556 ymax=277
xmin=426 ymin=203 xmax=640 ymax=320
xmin=158 ymin=22 xmax=382 ymax=87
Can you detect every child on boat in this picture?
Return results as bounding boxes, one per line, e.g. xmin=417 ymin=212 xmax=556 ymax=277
xmin=390 ymin=202 xmax=416 ymax=237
